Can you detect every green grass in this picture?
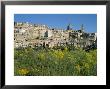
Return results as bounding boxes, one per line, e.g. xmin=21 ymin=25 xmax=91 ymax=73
xmin=14 ymin=47 xmax=97 ymax=76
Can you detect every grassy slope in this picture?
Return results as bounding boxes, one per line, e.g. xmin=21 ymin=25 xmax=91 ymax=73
xmin=14 ymin=47 xmax=97 ymax=76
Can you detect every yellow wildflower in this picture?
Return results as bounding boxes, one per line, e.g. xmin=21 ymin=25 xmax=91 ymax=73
xmin=76 ymin=64 xmax=80 ymax=73
xmin=18 ymin=68 xmax=29 ymax=75
xmin=84 ymin=63 xmax=89 ymax=69
xmin=54 ymin=50 xmax=64 ymax=59
xmin=38 ymin=53 xmax=45 ymax=60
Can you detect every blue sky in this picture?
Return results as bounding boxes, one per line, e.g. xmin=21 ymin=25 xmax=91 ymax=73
xmin=14 ymin=14 xmax=97 ymax=33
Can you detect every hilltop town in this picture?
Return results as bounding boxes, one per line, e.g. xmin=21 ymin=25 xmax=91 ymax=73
xmin=14 ymin=22 xmax=97 ymax=49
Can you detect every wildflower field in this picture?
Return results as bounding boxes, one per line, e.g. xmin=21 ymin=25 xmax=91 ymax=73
xmin=14 ymin=47 xmax=97 ymax=76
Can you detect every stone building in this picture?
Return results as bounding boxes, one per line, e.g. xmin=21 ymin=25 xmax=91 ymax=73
xmin=14 ymin=22 xmax=97 ymax=49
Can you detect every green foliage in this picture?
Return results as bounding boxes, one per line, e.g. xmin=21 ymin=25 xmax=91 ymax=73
xmin=14 ymin=47 xmax=97 ymax=76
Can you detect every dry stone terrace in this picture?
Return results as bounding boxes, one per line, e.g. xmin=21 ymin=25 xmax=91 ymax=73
xmin=14 ymin=22 xmax=97 ymax=49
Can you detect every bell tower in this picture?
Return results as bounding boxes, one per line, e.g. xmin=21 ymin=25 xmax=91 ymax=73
xmin=81 ymin=24 xmax=84 ymax=32
xmin=67 ymin=23 xmax=73 ymax=30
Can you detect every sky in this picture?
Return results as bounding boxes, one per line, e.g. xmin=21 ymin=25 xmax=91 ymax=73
xmin=14 ymin=14 xmax=97 ymax=33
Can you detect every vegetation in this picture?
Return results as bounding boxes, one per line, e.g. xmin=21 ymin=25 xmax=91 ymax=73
xmin=14 ymin=46 xmax=97 ymax=76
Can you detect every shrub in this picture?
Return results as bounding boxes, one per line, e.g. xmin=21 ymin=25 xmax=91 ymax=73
xmin=14 ymin=47 xmax=97 ymax=76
